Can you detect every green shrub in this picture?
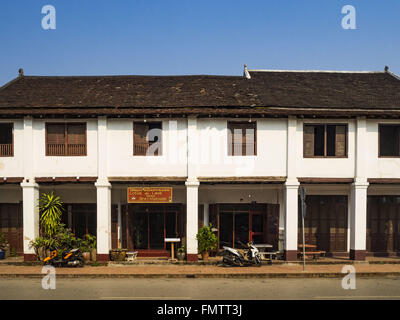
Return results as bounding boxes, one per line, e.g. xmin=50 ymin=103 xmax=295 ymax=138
xmin=196 ymin=224 xmax=217 ymax=253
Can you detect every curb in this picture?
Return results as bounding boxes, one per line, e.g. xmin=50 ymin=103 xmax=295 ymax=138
xmin=1 ymin=272 xmax=400 ymax=279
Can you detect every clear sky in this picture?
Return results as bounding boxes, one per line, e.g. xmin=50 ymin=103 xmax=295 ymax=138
xmin=0 ymin=0 xmax=399 ymax=86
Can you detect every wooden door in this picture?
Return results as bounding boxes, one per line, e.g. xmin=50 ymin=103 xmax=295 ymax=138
xmin=367 ymin=196 xmax=400 ymax=253
xmin=0 ymin=204 xmax=23 ymax=255
xmin=298 ymin=195 xmax=347 ymax=252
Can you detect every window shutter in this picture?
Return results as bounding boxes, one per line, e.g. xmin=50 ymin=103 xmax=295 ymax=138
xmin=227 ymin=122 xmax=234 ymax=155
xmin=303 ymin=125 xmax=314 ymax=157
xmin=47 ymin=124 xmax=66 ymax=155
xmin=335 ymin=125 xmax=346 ymax=157
xmin=244 ymin=123 xmax=256 ymax=155
xmin=67 ymin=124 xmax=86 ymax=155
xmin=133 ymin=123 xmax=149 ymax=155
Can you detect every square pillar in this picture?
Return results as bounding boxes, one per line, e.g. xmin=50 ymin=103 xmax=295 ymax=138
xmin=284 ymin=180 xmax=299 ymax=261
xmin=186 ymin=180 xmax=199 ymax=261
xmin=350 ymin=181 xmax=368 ymax=260
xmin=21 ymin=181 xmax=39 ymax=261
xmin=95 ymin=180 xmax=112 ymax=261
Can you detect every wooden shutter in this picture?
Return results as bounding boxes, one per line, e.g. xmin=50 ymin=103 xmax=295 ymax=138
xmin=133 ymin=123 xmax=149 ymax=155
xmin=335 ymin=125 xmax=346 ymax=157
xmin=46 ymin=124 xmax=66 ymax=155
xmin=227 ymin=122 xmax=234 ymax=155
xmin=198 ymin=205 xmax=204 ymax=229
xmin=111 ymin=205 xmax=118 ymax=249
xmin=67 ymin=123 xmax=86 ymax=156
xmin=303 ymin=125 xmax=314 ymax=157
xmin=244 ymin=122 xmax=256 ymax=155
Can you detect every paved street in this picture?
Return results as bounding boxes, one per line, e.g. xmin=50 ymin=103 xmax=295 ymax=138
xmin=1 ymin=277 xmax=400 ymax=300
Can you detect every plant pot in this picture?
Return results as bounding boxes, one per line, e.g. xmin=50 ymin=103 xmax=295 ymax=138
xmin=37 ymin=247 xmax=46 ymax=261
xmin=201 ymin=251 xmax=209 ymax=261
xmin=0 ymin=250 xmax=5 ymax=260
xmin=90 ymin=248 xmax=97 ymax=262
xmin=110 ymin=249 xmax=127 ymax=261
xmin=82 ymin=252 xmax=91 ymax=262
xmin=177 ymin=251 xmax=185 ymax=261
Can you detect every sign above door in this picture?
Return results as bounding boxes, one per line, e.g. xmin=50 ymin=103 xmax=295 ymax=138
xmin=127 ymin=187 xmax=173 ymax=203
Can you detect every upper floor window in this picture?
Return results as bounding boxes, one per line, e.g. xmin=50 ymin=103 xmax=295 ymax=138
xmin=303 ymin=124 xmax=347 ymax=158
xmin=0 ymin=123 xmax=13 ymax=157
xmin=379 ymin=124 xmax=400 ymax=157
xmin=46 ymin=123 xmax=87 ymax=156
xmin=227 ymin=121 xmax=256 ymax=156
xmin=133 ymin=122 xmax=162 ymax=156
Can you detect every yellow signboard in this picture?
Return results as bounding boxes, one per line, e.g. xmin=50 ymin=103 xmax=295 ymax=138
xmin=127 ymin=187 xmax=173 ymax=203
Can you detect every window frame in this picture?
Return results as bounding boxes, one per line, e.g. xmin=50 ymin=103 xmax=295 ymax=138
xmin=45 ymin=122 xmax=87 ymax=157
xmin=303 ymin=123 xmax=348 ymax=158
xmin=227 ymin=121 xmax=257 ymax=156
xmin=378 ymin=123 xmax=400 ymax=158
xmin=0 ymin=122 xmax=14 ymax=157
xmin=133 ymin=121 xmax=163 ymax=156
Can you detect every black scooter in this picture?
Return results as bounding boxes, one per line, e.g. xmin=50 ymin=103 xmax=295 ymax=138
xmin=43 ymin=247 xmax=84 ymax=267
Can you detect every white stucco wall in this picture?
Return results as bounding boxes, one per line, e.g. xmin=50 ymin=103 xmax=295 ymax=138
xmin=296 ymin=119 xmax=356 ymax=178
xmin=107 ymin=119 xmax=187 ymax=177
xmin=0 ymin=120 xmax=24 ymax=178
xmin=366 ymin=119 xmax=400 ymax=178
xmin=196 ymin=118 xmax=287 ymax=177
xmin=33 ymin=119 xmax=98 ymax=177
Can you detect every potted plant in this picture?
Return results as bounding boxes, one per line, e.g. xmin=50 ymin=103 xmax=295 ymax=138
xmin=196 ymin=224 xmax=218 ymax=261
xmin=110 ymin=248 xmax=127 ymax=261
xmin=29 ymin=236 xmax=48 ymax=261
xmin=177 ymin=246 xmax=185 ymax=261
xmin=84 ymin=234 xmax=97 ymax=262
xmin=80 ymin=238 xmax=91 ymax=262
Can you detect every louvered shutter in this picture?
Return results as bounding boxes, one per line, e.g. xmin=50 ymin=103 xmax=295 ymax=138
xmin=303 ymin=125 xmax=314 ymax=157
xmin=67 ymin=124 xmax=86 ymax=156
xmin=133 ymin=123 xmax=149 ymax=155
xmin=335 ymin=125 xmax=346 ymax=157
xmin=47 ymin=124 xmax=66 ymax=155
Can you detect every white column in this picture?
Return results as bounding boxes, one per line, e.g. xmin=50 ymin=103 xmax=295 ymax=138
xmin=186 ymin=180 xmax=199 ymax=260
xmin=186 ymin=116 xmax=200 ymax=260
xmin=350 ymin=117 xmax=369 ymax=260
xmin=284 ymin=181 xmax=299 ymax=260
xmin=96 ymin=181 xmax=112 ymax=259
xmin=284 ymin=116 xmax=299 ymax=260
xmin=22 ymin=117 xmax=34 ymax=181
xmin=96 ymin=116 xmax=112 ymax=260
xmin=21 ymin=181 xmax=39 ymax=261
xmin=350 ymin=182 xmax=368 ymax=260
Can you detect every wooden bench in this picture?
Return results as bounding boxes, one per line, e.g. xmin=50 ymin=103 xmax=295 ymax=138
xmin=298 ymin=250 xmax=326 ymax=260
xmin=259 ymin=251 xmax=279 ymax=263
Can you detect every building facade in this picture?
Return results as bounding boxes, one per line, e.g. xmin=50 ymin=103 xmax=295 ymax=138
xmin=0 ymin=66 xmax=400 ymax=261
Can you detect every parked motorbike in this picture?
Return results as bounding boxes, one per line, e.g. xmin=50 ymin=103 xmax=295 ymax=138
xmin=218 ymin=241 xmax=262 ymax=267
xmin=43 ymin=247 xmax=84 ymax=267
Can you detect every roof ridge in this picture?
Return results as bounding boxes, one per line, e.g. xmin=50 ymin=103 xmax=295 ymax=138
xmin=0 ymin=76 xmax=23 ymax=92
xmin=19 ymin=74 xmax=246 ymax=79
xmin=248 ymin=69 xmax=385 ymax=74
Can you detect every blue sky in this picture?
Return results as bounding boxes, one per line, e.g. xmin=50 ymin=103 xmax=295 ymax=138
xmin=0 ymin=0 xmax=399 ymax=85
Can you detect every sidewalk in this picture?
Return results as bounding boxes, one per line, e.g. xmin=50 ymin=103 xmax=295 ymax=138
xmin=1 ymin=263 xmax=400 ymax=278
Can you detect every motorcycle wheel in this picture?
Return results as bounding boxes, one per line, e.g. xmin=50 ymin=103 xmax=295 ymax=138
xmin=222 ymin=257 xmax=232 ymax=267
xmin=234 ymin=256 xmax=244 ymax=267
xmin=78 ymin=257 xmax=85 ymax=268
xmin=254 ymin=255 xmax=262 ymax=267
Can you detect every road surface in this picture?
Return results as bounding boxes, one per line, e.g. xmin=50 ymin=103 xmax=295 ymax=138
xmin=1 ymin=277 xmax=400 ymax=300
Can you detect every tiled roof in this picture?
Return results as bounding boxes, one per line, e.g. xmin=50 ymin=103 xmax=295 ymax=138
xmin=0 ymin=69 xmax=399 ymax=115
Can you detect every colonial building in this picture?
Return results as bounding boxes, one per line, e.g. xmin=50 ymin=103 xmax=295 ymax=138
xmin=0 ymin=66 xmax=399 ymax=261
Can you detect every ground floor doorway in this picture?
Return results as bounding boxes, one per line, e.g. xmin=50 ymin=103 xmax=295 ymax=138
xmin=298 ymin=195 xmax=348 ymax=253
xmin=119 ymin=204 xmax=184 ymax=256
xmin=0 ymin=203 xmax=23 ymax=255
xmin=209 ymin=203 xmax=279 ymax=250
xmin=367 ymin=196 xmax=400 ymax=254
xmin=61 ymin=204 xmax=96 ymax=239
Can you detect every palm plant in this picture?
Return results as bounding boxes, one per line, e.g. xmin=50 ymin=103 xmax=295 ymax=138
xmin=38 ymin=192 xmax=64 ymax=238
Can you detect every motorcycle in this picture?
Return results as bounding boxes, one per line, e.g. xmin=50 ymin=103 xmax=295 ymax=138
xmin=43 ymin=247 xmax=85 ymax=267
xmin=218 ymin=241 xmax=262 ymax=267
